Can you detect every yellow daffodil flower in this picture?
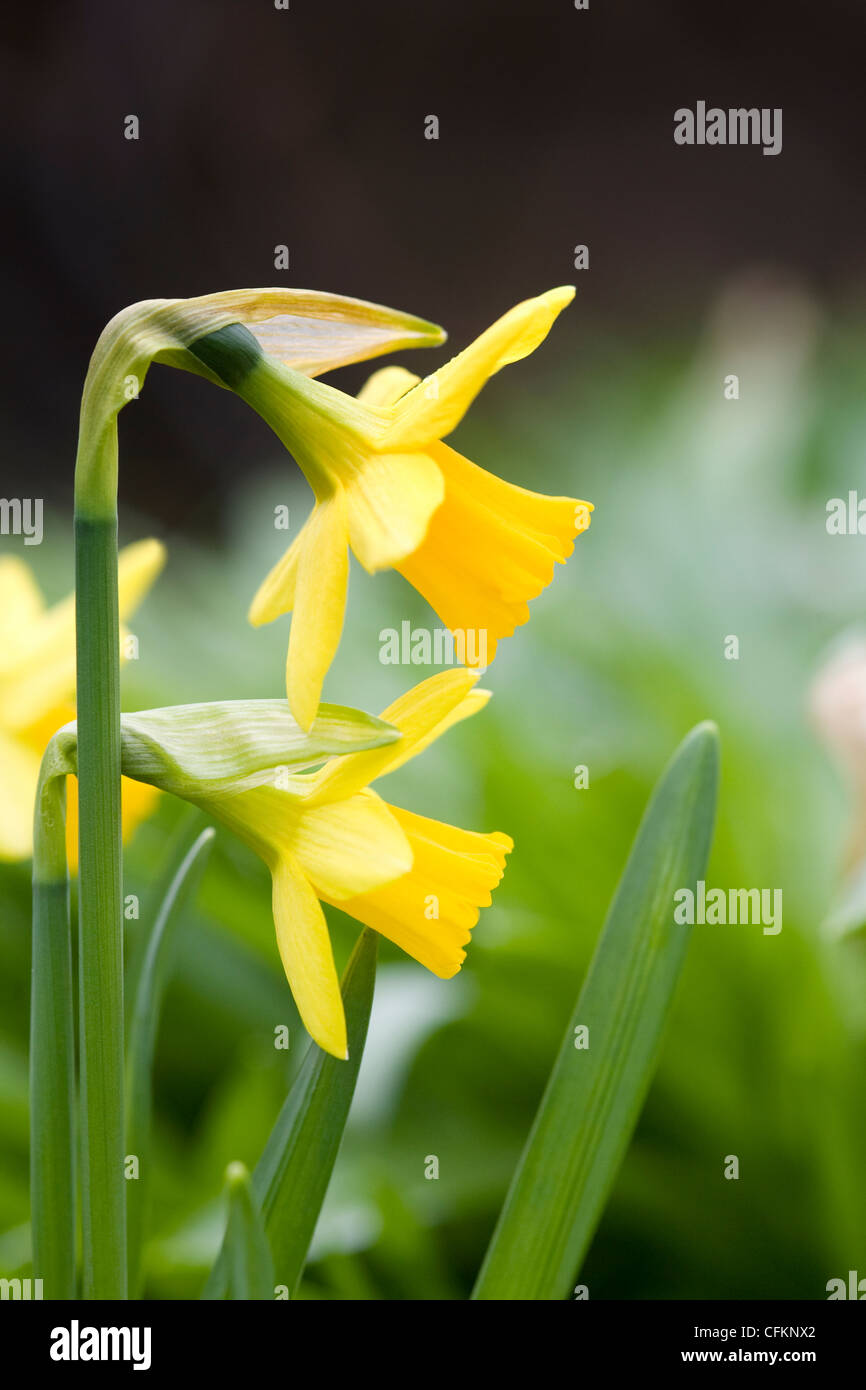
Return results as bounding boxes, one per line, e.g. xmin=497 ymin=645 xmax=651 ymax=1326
xmin=201 ymin=668 xmax=509 ymax=1058
xmin=208 ymin=287 xmax=592 ymax=729
xmin=89 ymin=669 xmax=508 ymax=1059
xmin=0 ymin=539 xmax=166 ymax=863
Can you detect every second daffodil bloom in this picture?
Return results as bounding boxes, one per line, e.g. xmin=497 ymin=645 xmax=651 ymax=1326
xmin=187 ymin=287 xmax=593 ymax=729
xmin=270 ymin=669 xmax=512 ymax=1059
xmin=0 ymin=539 xmax=166 ymax=863
xmin=52 ymin=668 xmax=509 ymax=1059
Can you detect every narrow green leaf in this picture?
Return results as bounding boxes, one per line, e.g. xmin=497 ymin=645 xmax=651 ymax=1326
xmin=473 ymin=721 xmax=720 ymax=1301
xmin=126 ymin=823 xmax=215 ymax=1295
xmin=203 ymin=929 xmax=377 ymax=1299
xmin=223 ymin=1162 xmax=275 ymax=1301
xmin=124 ymin=807 xmax=210 ymax=1026
xmin=30 ymin=770 xmax=76 ymax=1298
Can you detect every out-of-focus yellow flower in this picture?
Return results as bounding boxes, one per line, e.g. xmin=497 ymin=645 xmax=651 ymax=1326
xmin=174 ymin=669 xmax=511 ymax=1058
xmin=0 ymin=540 xmax=166 ymax=863
xmin=233 ymin=288 xmax=592 ymax=729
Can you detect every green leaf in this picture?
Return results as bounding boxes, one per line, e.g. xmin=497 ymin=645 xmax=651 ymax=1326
xmin=472 ymin=721 xmax=720 ymax=1301
xmin=30 ymin=766 xmax=75 ymax=1298
xmin=203 ymin=929 xmax=377 ymax=1299
xmin=222 ymin=1162 xmax=275 ymax=1301
xmin=126 ymin=821 xmax=215 ymax=1295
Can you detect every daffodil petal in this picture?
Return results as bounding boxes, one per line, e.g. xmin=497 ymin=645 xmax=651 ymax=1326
xmin=271 ymin=853 xmax=347 ymax=1058
xmin=20 ymin=702 xmax=77 ymax=759
xmin=117 ymin=538 xmax=167 ymax=619
xmin=228 ymin=355 xmax=441 ymax=571
xmin=0 ymin=592 xmax=76 ymax=732
xmin=385 ymin=287 xmax=575 ymax=450
xmin=0 ymin=728 xmax=40 ymax=859
xmin=0 ymin=557 xmax=45 ymax=668
xmin=307 ymin=668 xmax=488 ymax=804
xmin=344 ymin=451 xmax=445 ymax=573
xmin=248 ymin=517 xmax=310 ymax=626
xmin=287 ymin=491 xmax=349 ymax=731
xmin=325 ymin=803 xmax=511 ymax=978
xmin=292 ymin=788 xmax=412 ymax=901
xmin=0 ymin=540 xmax=165 ymax=732
xmin=65 ymin=774 xmax=160 ymax=872
xmin=357 ymin=365 xmax=421 ymax=408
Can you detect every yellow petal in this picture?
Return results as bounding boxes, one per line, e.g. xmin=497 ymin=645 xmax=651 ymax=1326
xmin=0 ymin=540 xmax=166 ymax=733
xmin=307 ymin=668 xmax=489 ymax=805
xmin=120 ymin=777 xmax=161 ymax=843
xmin=238 ymin=359 xmax=444 ymax=574
xmin=118 ymin=538 xmax=167 ymax=619
xmin=248 ymin=516 xmax=310 ymax=626
xmin=292 ymin=788 xmax=412 ymax=901
xmin=65 ymin=774 xmax=160 ymax=873
xmin=271 ymin=852 xmax=347 ymax=1058
xmin=344 ymin=451 xmax=445 ymax=573
xmin=384 ymin=287 xmax=575 ymax=450
xmin=20 ymin=701 xmax=77 ymax=756
xmin=0 ymin=557 xmax=46 ymax=668
xmin=398 ymin=441 xmax=592 ymax=664
xmin=0 ymin=591 xmax=76 ymax=732
xmin=325 ymin=803 xmax=511 ymax=977
xmin=0 ymin=728 xmax=40 ymax=860
xmin=286 ymin=491 xmax=349 ymax=731
xmin=357 ymin=365 xmax=421 ymax=408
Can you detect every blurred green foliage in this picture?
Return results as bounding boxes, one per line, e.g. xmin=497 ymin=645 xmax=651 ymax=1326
xmin=3 ymin=284 xmax=866 ymax=1298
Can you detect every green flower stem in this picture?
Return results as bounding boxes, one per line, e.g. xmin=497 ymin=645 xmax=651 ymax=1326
xmin=75 ymin=394 xmax=126 ymax=1298
xmin=30 ymin=759 xmax=76 ymax=1299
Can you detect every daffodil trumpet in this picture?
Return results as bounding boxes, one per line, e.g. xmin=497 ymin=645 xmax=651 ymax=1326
xmin=72 ymin=288 xmax=444 ymax=1298
xmin=38 ymin=670 xmax=511 ymax=1062
xmin=185 ymin=288 xmax=593 ymax=730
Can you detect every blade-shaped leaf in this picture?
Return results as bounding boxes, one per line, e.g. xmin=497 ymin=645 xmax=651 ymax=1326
xmin=203 ymin=929 xmax=377 ymax=1299
xmin=126 ymin=821 xmax=215 ymax=1295
xmin=473 ymin=721 xmax=720 ymax=1301
xmin=223 ymin=1162 xmax=275 ymax=1301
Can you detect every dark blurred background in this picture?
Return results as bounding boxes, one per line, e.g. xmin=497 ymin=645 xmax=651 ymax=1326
xmin=3 ymin=0 xmax=866 ymax=529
